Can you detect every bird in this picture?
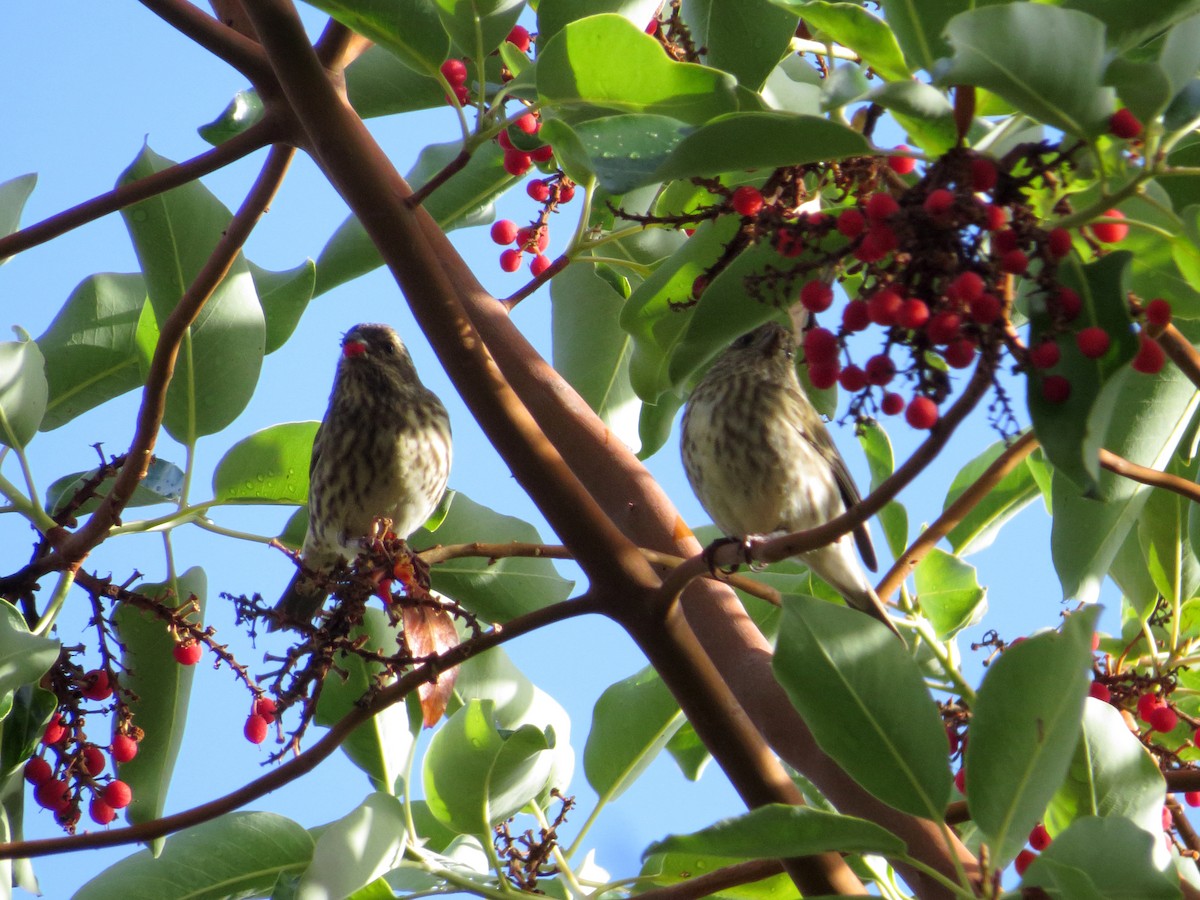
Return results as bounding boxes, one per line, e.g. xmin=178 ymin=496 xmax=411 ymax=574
xmin=272 ymin=323 xmax=452 ymax=629
xmin=680 ymin=320 xmax=900 ymax=638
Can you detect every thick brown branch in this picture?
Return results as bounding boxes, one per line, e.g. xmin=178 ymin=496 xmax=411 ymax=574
xmin=1159 ymin=324 xmax=1200 ymax=391
xmin=0 ymin=595 xmax=595 ymax=860
xmin=876 ymin=430 xmax=1039 ymax=604
xmin=635 ymin=859 xmax=785 ymax=900
xmin=1100 ymin=448 xmax=1200 ymax=504
xmin=0 ymin=120 xmax=280 ymax=262
xmin=138 ymin=0 xmax=274 ymax=86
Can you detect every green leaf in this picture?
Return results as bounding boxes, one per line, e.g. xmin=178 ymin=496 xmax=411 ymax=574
xmin=536 ymin=0 xmax=663 ymax=50
xmin=965 ymin=607 xmax=1099 ymax=864
xmin=251 ymin=260 xmax=316 ymax=354
xmin=345 ymin=46 xmax=446 ymax=118
xmin=1140 ymin=450 xmax=1200 ymax=603
xmin=433 ymin=0 xmax=524 ymax=58
xmin=302 ymin=0 xmax=450 ymax=74
xmin=0 ymin=331 xmax=47 ymax=449
xmin=665 ymin=723 xmax=711 ymax=781
xmin=868 ymin=80 xmax=957 ymax=157
xmin=197 ymin=90 xmax=265 ymax=145
xmin=649 ymin=803 xmax=906 ymax=860
xmin=1063 ymin=0 xmax=1200 ymax=53
xmin=1021 ymin=816 xmax=1180 ymax=898
xmin=412 ymin=492 xmax=574 ymax=621
xmin=584 ymin=666 xmax=682 ymax=801
xmin=300 ymin=793 xmax=406 ymax=897
xmin=913 ymin=548 xmax=987 ymax=640
xmin=0 ymin=173 xmax=36 ymax=258
xmin=0 ymin=685 xmax=57 ymax=779
xmin=44 ymin=457 xmax=183 ymax=517
xmin=682 ymin=0 xmax=799 ymax=92
xmin=857 ymin=421 xmax=908 ymax=562
xmin=118 ymin=144 xmax=265 ymax=443
xmin=943 ymin=436 xmax=1040 ymax=555
xmin=0 ymin=602 xmax=58 ymax=727
xmin=212 ymin=421 xmax=319 ymax=505
xmin=639 ymin=852 xmax=794 ymax=898
xmin=36 ymin=273 xmax=155 ymax=430
xmin=877 ymin=0 xmax=969 ymax=74
xmin=938 ymin=5 xmax=1115 ymax=139
xmin=542 ymin=114 xmax=693 ymax=194
xmin=774 ymin=1 xmax=909 ymax=81
xmin=74 ymin=811 xmax=313 ymax=899
xmin=114 ymin=568 xmax=206 ymax=840
xmin=774 ymin=595 xmax=951 ymax=819
xmin=315 ymin=609 xmax=420 ymax=790
xmin=536 ymin=15 xmax=740 ymax=125
xmin=423 ymin=699 xmax=556 ymax=835
xmin=1044 ymin=699 xmax=1165 ymax=841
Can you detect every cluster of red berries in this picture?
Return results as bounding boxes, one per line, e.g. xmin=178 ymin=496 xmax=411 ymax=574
xmin=25 ymin=709 xmax=140 ymax=829
xmin=243 ymin=696 xmax=277 ymax=746
xmin=440 ymin=24 xmax=532 ymax=108
xmin=1014 ymin=823 xmax=1054 ymax=876
xmin=490 ymin=163 xmax=577 ymax=277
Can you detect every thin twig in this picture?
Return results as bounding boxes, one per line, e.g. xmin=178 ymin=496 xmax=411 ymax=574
xmin=635 ymin=859 xmax=785 ymax=900
xmin=1158 ymin=324 xmax=1200 ymax=391
xmin=1100 ymin=448 xmax=1200 ymax=504
xmin=502 ymin=253 xmax=570 ymax=309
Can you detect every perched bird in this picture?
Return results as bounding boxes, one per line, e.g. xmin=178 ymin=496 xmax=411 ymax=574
xmin=272 ymin=323 xmax=452 ymax=629
xmin=680 ymin=321 xmax=900 ymax=637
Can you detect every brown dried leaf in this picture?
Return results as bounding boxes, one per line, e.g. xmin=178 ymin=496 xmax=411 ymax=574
xmin=403 ymin=604 xmax=459 ymax=727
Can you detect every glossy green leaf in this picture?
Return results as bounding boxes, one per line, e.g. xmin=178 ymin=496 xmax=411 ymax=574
xmin=682 ymin=0 xmax=799 ymax=92
xmin=913 ymin=549 xmax=986 ymax=640
xmin=1064 ymin=0 xmax=1200 ymax=53
xmin=212 ymin=421 xmax=319 ymax=505
xmin=251 ymin=260 xmax=316 ymax=354
xmin=639 ymin=852 xmax=795 ymax=899
xmin=0 ymin=685 xmax=57 ymax=778
xmin=412 ymin=492 xmax=574 ymax=621
xmin=544 ymin=114 xmax=693 ymax=194
xmin=584 ymin=665 xmax=682 ymax=800
xmin=665 ymin=723 xmax=711 ymax=781
xmin=118 ymin=145 xmax=265 ymax=443
xmin=1110 ymin=528 xmax=1161 ymax=622
xmin=536 ymin=0 xmax=663 ymax=49
xmin=537 ymin=15 xmax=739 ymax=125
xmin=858 ymin=421 xmax=908 ymax=562
xmin=0 ymin=173 xmax=36 ymax=259
xmin=943 ymin=436 xmax=1040 ymax=556
xmin=114 ymin=568 xmax=207 ymax=840
xmin=1021 ymin=816 xmax=1179 ymax=898
xmin=37 ymin=273 xmax=155 ymax=430
xmin=869 ymin=80 xmax=957 ymax=156
xmin=939 ymin=5 xmax=1115 ymax=138
xmin=345 ymin=46 xmax=446 ymax=118
xmin=1044 ymin=699 xmax=1165 ymax=841
xmin=196 ymin=90 xmax=265 ymax=145
xmin=0 ymin=602 xmax=58 ymax=726
xmin=877 ymin=0 xmax=967 ymax=73
xmin=303 ymin=0 xmax=449 ymax=73
xmin=433 ymin=0 xmax=523 ymax=59
xmin=774 ymin=1 xmax=908 ymax=81
xmin=965 ymin=607 xmax=1098 ymax=864
xmin=650 ymin=803 xmax=905 ymax=860
xmin=1140 ymin=450 xmax=1200 ymax=603
xmin=300 ymin=793 xmax=406 ymax=897
xmin=315 ymin=609 xmax=420 ymax=790
xmin=774 ymin=595 xmax=951 ymax=818
xmin=74 ymin=811 xmax=313 ymax=900
xmin=44 ymin=458 xmax=184 ymax=517
xmin=0 ymin=331 xmax=47 ymax=448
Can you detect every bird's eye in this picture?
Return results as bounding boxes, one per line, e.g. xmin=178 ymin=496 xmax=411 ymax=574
xmin=381 ymin=342 xmax=395 ymax=354
xmin=731 ymin=332 xmax=757 ymax=350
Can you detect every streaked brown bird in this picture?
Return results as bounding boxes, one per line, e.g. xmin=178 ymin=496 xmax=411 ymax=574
xmin=272 ymin=323 xmax=452 ymax=629
xmin=680 ymin=321 xmax=900 ymax=637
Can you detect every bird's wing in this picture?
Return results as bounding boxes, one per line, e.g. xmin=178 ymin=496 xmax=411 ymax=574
xmin=309 ymin=420 xmax=325 ymax=479
xmin=789 ymin=399 xmax=879 ymax=572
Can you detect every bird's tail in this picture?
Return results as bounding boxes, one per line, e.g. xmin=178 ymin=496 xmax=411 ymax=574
xmin=268 ymin=571 xmax=328 ymax=632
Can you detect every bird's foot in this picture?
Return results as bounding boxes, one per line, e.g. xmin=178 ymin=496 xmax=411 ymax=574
xmin=702 ymin=536 xmax=756 ymax=576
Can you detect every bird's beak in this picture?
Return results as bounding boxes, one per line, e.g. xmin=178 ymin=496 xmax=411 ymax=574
xmin=342 ymin=338 xmax=368 ymax=358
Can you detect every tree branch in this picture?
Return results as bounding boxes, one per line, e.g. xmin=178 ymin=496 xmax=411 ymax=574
xmin=138 ymin=0 xmax=274 ymax=86
xmin=1158 ymin=324 xmax=1200 ymax=391
xmin=1100 ymin=448 xmax=1200 ymax=504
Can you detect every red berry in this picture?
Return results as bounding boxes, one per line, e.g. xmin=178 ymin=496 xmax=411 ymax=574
xmin=691 ymin=276 xmax=708 ymax=298
xmin=969 ymin=293 xmax=1003 ymax=325
xmin=439 ymin=59 xmax=467 ymax=85
xmin=1164 ymin=805 xmax=1174 ymax=831
xmin=948 ymin=271 xmax=985 ymax=304
xmin=111 ymin=734 xmax=138 ymax=764
xmin=1145 ymin=298 xmax=1172 ymax=327
xmin=530 ymin=254 xmax=552 ymax=276
xmin=1088 ymin=681 xmax=1111 ymax=702
xmin=868 ymin=289 xmax=903 ymax=326
xmin=1092 ymin=632 xmax=1101 ymax=652
xmin=490 ymin=219 xmax=518 ymax=245
xmin=993 ymin=229 xmax=1020 ymax=254
xmin=926 ymin=312 xmax=962 ymax=345
xmin=35 ymin=778 xmax=70 ymax=812
xmin=836 ymin=208 xmax=865 ymax=238
xmin=803 ymin=327 xmax=839 ymax=365
xmin=1132 ymin=333 xmax=1166 ymax=374
xmin=881 ymin=393 xmax=905 ymax=416
xmin=89 ymin=798 xmax=116 ymax=826
xmin=865 ymin=354 xmax=895 ymax=386
xmin=448 ymin=84 xmax=470 ymax=106
xmin=513 ymin=112 xmax=539 ymax=134
xmin=1000 ymin=249 xmax=1028 ymax=274
xmin=800 ymin=280 xmax=834 ymax=313
xmin=558 ymin=182 xmax=576 ymax=203
xmin=887 ymin=146 xmax=916 ymax=174
xmin=970 ymin=158 xmax=998 ymax=193
xmin=954 ymin=767 xmax=966 ymax=794
xmin=807 ymin=364 xmax=840 ymax=390
xmin=173 ymin=642 xmax=202 ymax=666
xmin=254 ymin=697 xmax=277 ymax=722
xmin=526 ymin=180 xmax=550 ymax=202
xmin=838 ymin=365 xmax=867 ymax=392
xmin=23 ymin=756 xmax=51 ymax=785
xmin=244 ymin=714 xmax=269 ymax=745
xmin=1076 ymin=327 xmax=1111 ymax=359
xmin=503 ymin=149 xmax=532 ymax=177
xmin=1149 ymin=705 xmax=1178 ymax=733
xmin=855 ymin=226 xmax=897 ymax=262
xmin=1090 ymin=209 xmax=1128 ymax=243
xmin=775 ymin=230 xmax=804 ymax=258
xmin=731 ymin=186 xmax=764 ymax=217
xmin=898 ymin=298 xmax=930 ymax=330
xmin=1014 ymin=849 xmax=1037 ymax=876
xmin=42 ymin=714 xmax=66 ymax=745
xmin=1109 ymin=108 xmax=1143 ymax=139
xmin=1029 ymin=823 xmax=1051 ymax=851
xmin=906 ymin=395 xmax=939 ymax=430
xmin=1186 ymin=792 xmax=1200 ymax=808
xmin=1137 ymin=692 xmax=1163 ymax=722
xmin=83 ymin=745 xmax=106 ymax=777
xmin=499 ymin=249 xmax=523 ymax=272
xmin=944 ymin=339 xmax=977 ymax=369
xmin=865 ymin=192 xmax=899 ymax=222
xmin=81 ymin=669 xmax=112 ymax=701
xmin=1047 ymin=228 xmax=1072 ymax=258
xmin=842 ymin=301 xmax=870 ymax=332
xmin=1042 ymin=375 xmax=1071 ymax=404
xmin=1053 ymin=287 xmax=1082 ymax=321
xmin=102 ymin=780 xmax=132 ymax=809
xmin=497 ymin=130 xmax=514 ymax=151
xmin=530 ymin=144 xmax=555 ymax=164
xmin=983 ymin=204 xmax=1008 ymax=232
xmin=923 ymin=188 xmax=955 ymax=217
xmin=1029 ymin=341 xmax=1061 ymax=369
xmin=506 ymin=24 xmax=531 ymax=52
